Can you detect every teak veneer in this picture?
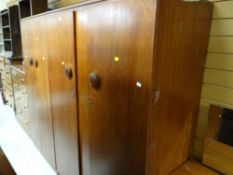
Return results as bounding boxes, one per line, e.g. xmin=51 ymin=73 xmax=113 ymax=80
xmin=21 ymin=0 xmax=213 ymax=175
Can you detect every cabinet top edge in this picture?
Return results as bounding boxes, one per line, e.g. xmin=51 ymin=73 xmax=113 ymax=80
xmin=21 ymin=0 xmax=213 ymax=22
xmin=21 ymin=0 xmax=108 ymax=21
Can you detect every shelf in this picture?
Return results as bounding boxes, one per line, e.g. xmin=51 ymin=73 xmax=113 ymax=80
xmin=2 ymin=17 xmax=9 ymax=26
xmin=0 ymin=6 xmax=24 ymax=63
xmin=2 ymin=25 xmax=10 ymax=29
xmin=19 ymin=0 xmax=47 ymax=18
xmin=10 ymin=64 xmax=25 ymax=74
xmin=4 ymin=41 xmax=12 ymax=52
xmin=1 ymin=6 xmax=22 ymax=61
xmin=19 ymin=0 xmax=31 ymax=19
xmin=2 ymin=51 xmax=13 ymax=59
xmin=3 ymin=27 xmax=10 ymax=39
xmin=18 ymin=0 xmax=29 ymax=2
xmin=1 ymin=11 xmax=9 ymax=16
xmin=4 ymin=39 xmax=12 ymax=42
xmin=1 ymin=9 xmax=8 ymax=14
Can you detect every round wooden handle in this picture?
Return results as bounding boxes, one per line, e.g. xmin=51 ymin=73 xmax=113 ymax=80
xmin=29 ymin=58 xmax=33 ymax=66
xmin=29 ymin=58 xmax=38 ymax=68
xmin=89 ymin=72 xmax=101 ymax=89
xmin=64 ymin=65 xmax=73 ymax=79
xmin=34 ymin=59 xmax=38 ymax=68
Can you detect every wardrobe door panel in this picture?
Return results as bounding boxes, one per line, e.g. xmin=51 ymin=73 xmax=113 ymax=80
xmin=21 ymin=19 xmax=41 ymax=149
xmin=47 ymin=11 xmax=79 ymax=175
xmin=76 ymin=1 xmax=157 ymax=175
xmin=34 ymin=17 xmax=56 ymax=169
xmin=21 ymin=17 xmax=56 ymax=169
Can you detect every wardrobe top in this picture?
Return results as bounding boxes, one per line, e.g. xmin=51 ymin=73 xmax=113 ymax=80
xmin=21 ymin=0 xmax=107 ymax=21
xmin=21 ymin=0 xmax=212 ymax=21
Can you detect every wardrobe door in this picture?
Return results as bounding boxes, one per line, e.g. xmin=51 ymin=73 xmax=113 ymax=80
xmin=21 ymin=19 xmax=41 ymax=149
xmin=21 ymin=17 xmax=56 ymax=169
xmin=76 ymin=1 xmax=157 ymax=175
xmin=34 ymin=17 xmax=56 ymax=169
xmin=46 ymin=11 xmax=79 ymax=175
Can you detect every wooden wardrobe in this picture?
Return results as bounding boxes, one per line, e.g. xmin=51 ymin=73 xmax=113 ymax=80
xmin=20 ymin=0 xmax=213 ymax=175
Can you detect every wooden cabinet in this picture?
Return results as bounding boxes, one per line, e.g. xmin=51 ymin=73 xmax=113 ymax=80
xmin=21 ymin=0 xmax=212 ymax=175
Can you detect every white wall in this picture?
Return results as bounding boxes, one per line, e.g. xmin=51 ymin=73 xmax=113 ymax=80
xmin=0 ymin=1 xmax=7 ymax=11
xmin=194 ymin=0 xmax=233 ymax=160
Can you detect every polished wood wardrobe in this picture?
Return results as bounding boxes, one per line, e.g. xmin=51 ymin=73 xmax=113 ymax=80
xmin=20 ymin=0 xmax=212 ymax=175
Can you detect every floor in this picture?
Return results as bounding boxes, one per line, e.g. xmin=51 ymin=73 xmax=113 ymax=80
xmin=0 ymin=96 xmax=56 ymax=175
xmin=0 ymin=94 xmax=221 ymax=175
xmin=172 ymin=161 xmax=220 ymax=175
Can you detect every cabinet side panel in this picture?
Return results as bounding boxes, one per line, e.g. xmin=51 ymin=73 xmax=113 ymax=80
xmin=147 ymin=1 xmax=213 ymax=175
